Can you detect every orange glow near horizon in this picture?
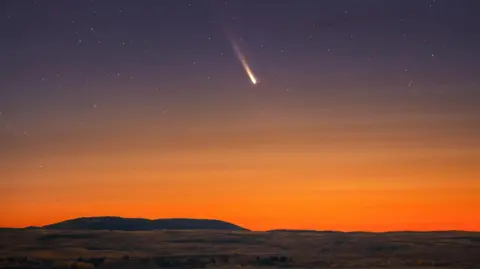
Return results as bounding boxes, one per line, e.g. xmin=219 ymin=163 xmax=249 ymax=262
xmin=2 ymin=109 xmax=479 ymax=231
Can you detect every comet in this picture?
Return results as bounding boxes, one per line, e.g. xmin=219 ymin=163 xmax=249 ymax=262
xmin=229 ymin=40 xmax=258 ymax=85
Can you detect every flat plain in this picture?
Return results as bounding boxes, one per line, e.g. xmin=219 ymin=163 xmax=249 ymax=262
xmin=0 ymin=229 xmax=479 ymax=268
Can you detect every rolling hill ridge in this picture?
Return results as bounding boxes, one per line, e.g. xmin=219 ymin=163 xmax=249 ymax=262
xmin=32 ymin=216 xmax=248 ymax=231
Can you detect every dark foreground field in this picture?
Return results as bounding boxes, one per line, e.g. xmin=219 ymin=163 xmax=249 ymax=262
xmin=0 ymin=229 xmax=479 ymax=268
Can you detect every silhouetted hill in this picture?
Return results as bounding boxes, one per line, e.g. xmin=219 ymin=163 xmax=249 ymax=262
xmin=40 ymin=216 xmax=248 ymax=231
xmin=268 ymin=229 xmax=340 ymax=233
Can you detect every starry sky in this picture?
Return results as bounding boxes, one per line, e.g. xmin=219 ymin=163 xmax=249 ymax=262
xmin=1 ymin=0 xmax=479 ymax=231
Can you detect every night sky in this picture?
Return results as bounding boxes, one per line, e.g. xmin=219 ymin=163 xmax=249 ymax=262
xmin=1 ymin=0 xmax=479 ymax=231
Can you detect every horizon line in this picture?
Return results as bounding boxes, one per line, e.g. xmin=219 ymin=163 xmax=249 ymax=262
xmin=1 ymin=215 xmax=478 ymax=233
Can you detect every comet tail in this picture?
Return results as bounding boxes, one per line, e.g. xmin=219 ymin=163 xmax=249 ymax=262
xmin=230 ymin=41 xmax=258 ymax=85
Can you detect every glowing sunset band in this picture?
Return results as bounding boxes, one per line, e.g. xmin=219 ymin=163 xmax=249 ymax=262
xmin=231 ymin=41 xmax=258 ymax=85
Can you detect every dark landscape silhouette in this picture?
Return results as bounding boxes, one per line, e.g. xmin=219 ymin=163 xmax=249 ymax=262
xmin=1 ymin=216 xmax=479 ymax=268
xmin=33 ymin=217 xmax=248 ymax=231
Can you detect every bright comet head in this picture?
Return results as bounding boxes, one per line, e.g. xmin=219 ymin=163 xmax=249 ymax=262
xmin=245 ymin=65 xmax=258 ymax=85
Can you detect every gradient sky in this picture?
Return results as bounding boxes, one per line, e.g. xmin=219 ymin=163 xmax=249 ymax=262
xmin=1 ymin=0 xmax=479 ymax=231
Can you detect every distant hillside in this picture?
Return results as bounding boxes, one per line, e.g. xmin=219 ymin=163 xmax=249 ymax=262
xmin=39 ymin=217 xmax=248 ymax=231
xmin=268 ymin=229 xmax=339 ymax=233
